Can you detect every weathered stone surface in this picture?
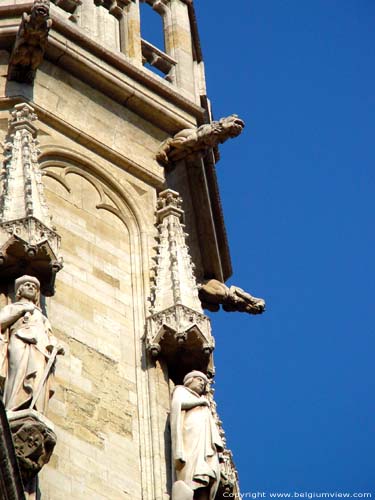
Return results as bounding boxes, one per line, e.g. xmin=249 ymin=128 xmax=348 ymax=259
xmin=50 ymin=331 xmax=135 ymax=448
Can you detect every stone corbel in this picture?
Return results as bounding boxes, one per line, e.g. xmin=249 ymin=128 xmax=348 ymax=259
xmin=8 ymin=0 xmax=52 ymax=84
xmin=156 ymin=114 xmax=245 ymax=167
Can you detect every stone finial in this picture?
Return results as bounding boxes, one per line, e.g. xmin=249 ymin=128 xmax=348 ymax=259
xmin=8 ymin=0 xmax=52 ymax=84
xmin=199 ymin=279 xmax=266 ymax=315
xmin=0 ymin=104 xmax=62 ymax=296
xmin=146 ymin=189 xmax=215 ymax=381
xmin=156 ymin=114 xmax=245 ymax=167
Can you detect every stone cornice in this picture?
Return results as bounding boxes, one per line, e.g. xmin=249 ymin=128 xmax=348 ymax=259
xmin=0 ymin=3 xmax=206 ymax=134
xmin=0 ymin=2 xmax=232 ymax=282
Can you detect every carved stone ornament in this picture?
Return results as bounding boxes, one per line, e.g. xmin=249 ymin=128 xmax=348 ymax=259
xmin=156 ymin=115 xmax=245 ymax=167
xmin=199 ymin=279 xmax=266 ymax=315
xmin=8 ymin=0 xmax=52 ymax=84
xmin=7 ymin=410 xmax=57 ymax=486
xmin=0 ymin=104 xmax=62 ymax=296
xmin=146 ymin=190 xmax=215 ymax=382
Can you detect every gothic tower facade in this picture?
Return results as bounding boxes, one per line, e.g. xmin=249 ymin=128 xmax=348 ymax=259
xmin=0 ymin=1 xmax=265 ymax=499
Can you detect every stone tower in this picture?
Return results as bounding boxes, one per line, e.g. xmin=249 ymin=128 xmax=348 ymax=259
xmin=0 ymin=1 xmax=265 ymax=499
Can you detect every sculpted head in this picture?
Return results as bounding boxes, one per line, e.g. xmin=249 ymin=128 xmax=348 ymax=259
xmin=32 ymin=0 xmax=50 ymax=19
xmin=219 ymin=114 xmax=245 ymax=138
xmin=183 ymin=370 xmax=209 ymax=396
xmin=15 ymin=275 xmax=40 ymax=304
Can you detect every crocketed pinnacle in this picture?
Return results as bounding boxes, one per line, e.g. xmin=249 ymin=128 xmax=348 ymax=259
xmin=0 ymin=103 xmax=53 ymax=228
xmin=151 ymin=189 xmax=203 ymax=314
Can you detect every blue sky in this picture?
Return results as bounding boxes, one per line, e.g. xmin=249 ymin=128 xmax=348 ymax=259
xmin=143 ymin=0 xmax=374 ymax=493
xmin=192 ymin=0 xmax=374 ymax=494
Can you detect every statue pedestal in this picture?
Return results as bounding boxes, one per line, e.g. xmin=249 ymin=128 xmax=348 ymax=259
xmin=7 ymin=410 xmax=57 ymax=487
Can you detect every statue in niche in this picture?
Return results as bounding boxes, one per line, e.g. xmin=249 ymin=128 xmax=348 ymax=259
xmin=199 ymin=279 xmax=266 ymax=315
xmin=0 ymin=275 xmax=63 ymax=414
xmin=171 ymin=370 xmax=223 ymax=500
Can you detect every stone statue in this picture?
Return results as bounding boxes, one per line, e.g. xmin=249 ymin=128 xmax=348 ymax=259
xmin=0 ymin=275 xmax=63 ymax=414
xmin=198 ymin=279 xmax=266 ymax=315
xmin=171 ymin=371 xmax=223 ymax=500
xmin=8 ymin=0 xmax=52 ymax=83
xmin=156 ymin=115 xmax=245 ymax=166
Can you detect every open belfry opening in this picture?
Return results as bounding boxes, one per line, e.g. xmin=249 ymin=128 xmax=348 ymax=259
xmin=0 ymin=1 xmax=265 ymax=499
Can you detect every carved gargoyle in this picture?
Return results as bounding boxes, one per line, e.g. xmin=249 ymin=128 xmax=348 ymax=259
xmin=8 ymin=0 xmax=52 ymax=84
xmin=198 ymin=279 xmax=265 ymax=315
xmin=156 ymin=114 xmax=245 ymax=167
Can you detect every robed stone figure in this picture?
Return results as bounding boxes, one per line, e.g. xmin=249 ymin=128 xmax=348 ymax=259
xmin=0 ymin=275 xmax=61 ymax=414
xmin=171 ymin=370 xmax=223 ymax=500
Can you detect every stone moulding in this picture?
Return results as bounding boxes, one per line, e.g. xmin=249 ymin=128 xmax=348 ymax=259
xmin=156 ymin=114 xmax=245 ymax=167
xmin=8 ymin=0 xmax=52 ymax=84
